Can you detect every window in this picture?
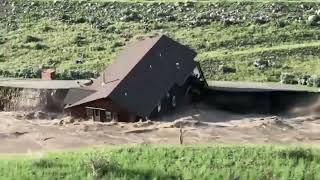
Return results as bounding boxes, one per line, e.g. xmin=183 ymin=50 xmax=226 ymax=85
xmin=86 ymin=108 xmax=93 ymax=118
xmin=105 ymin=111 xmax=112 ymax=121
xmin=95 ymin=109 xmax=99 ymax=116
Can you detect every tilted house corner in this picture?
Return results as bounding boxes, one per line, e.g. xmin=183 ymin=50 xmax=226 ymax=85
xmin=64 ymin=35 xmax=207 ymax=122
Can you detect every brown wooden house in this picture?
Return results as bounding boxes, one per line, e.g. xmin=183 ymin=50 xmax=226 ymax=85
xmin=64 ymin=35 xmax=207 ymax=122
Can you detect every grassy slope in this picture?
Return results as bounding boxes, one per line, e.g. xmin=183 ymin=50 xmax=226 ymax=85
xmin=1 ymin=1 xmax=320 ymax=81
xmin=1 ymin=145 xmax=320 ymax=180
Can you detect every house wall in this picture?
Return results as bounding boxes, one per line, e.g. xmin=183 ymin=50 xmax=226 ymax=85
xmin=204 ymin=89 xmax=272 ymax=114
xmin=204 ymin=88 xmax=320 ymax=114
xmin=68 ymin=98 xmax=138 ymax=122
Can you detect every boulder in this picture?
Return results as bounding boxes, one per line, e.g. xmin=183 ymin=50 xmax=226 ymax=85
xmin=254 ymin=59 xmax=272 ymax=70
xmin=298 ymin=75 xmax=311 ymax=85
xmin=307 ymin=75 xmax=320 ymax=87
xmin=254 ymin=15 xmax=269 ymax=24
xmin=307 ymin=15 xmax=319 ymax=26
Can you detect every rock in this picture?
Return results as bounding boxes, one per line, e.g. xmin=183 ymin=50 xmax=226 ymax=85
xmin=307 ymin=75 xmax=320 ymax=87
xmin=298 ymin=75 xmax=311 ymax=85
xmin=221 ymin=16 xmax=238 ymax=26
xmin=307 ymin=15 xmax=319 ymax=26
xmin=75 ymin=58 xmax=84 ymax=64
xmin=254 ymin=15 xmax=269 ymax=24
xmin=254 ymin=59 xmax=272 ymax=70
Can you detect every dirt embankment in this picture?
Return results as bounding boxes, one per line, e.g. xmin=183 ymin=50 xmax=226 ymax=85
xmin=1 ymin=103 xmax=320 ymax=154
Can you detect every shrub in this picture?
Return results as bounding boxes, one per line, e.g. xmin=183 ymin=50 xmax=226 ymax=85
xmin=307 ymin=75 xmax=320 ymax=87
xmin=32 ymin=158 xmax=55 ymax=168
xmin=32 ymin=43 xmax=48 ymax=50
xmin=280 ymin=73 xmax=298 ymax=84
xmin=25 ymin=35 xmax=42 ymax=43
xmin=73 ymin=34 xmax=86 ymax=46
xmin=83 ymin=152 xmax=120 ymax=178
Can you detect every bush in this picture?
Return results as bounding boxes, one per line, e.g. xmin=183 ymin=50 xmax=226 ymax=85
xmin=280 ymin=73 xmax=298 ymax=84
xmin=307 ymin=75 xmax=320 ymax=87
xmin=32 ymin=43 xmax=48 ymax=50
xmin=25 ymin=35 xmax=42 ymax=43
xmin=83 ymin=152 xmax=120 ymax=178
xmin=73 ymin=34 xmax=87 ymax=46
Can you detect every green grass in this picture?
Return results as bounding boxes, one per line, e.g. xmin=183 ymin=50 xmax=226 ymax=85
xmin=1 ymin=145 xmax=320 ymax=179
xmin=2 ymin=0 xmax=320 ymax=81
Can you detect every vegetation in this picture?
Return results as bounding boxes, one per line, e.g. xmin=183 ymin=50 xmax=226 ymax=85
xmin=1 ymin=145 xmax=320 ymax=179
xmin=1 ymin=0 xmax=320 ymax=82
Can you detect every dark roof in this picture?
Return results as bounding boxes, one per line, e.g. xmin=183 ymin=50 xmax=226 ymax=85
xmin=66 ymin=35 xmax=197 ymax=117
xmin=64 ymin=88 xmax=95 ymax=105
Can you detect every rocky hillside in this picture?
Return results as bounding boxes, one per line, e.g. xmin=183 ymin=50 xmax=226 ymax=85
xmin=1 ymin=0 xmax=320 ymax=83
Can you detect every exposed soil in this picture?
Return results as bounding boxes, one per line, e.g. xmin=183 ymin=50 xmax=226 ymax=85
xmin=1 ymin=104 xmax=320 ymax=154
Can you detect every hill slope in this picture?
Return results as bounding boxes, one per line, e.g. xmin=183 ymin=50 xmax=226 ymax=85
xmin=1 ymin=1 xmax=320 ymax=81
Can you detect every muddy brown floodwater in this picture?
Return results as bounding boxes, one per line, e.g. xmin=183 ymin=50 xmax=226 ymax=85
xmin=1 ymin=104 xmax=320 ymax=154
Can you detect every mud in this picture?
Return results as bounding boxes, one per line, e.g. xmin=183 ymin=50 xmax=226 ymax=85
xmin=1 ymin=104 xmax=320 ymax=154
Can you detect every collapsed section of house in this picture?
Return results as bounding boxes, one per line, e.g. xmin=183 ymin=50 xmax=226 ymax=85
xmin=64 ymin=35 xmax=207 ymax=122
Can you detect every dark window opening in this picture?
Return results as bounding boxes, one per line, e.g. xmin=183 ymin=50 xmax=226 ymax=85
xmin=106 ymin=111 xmax=112 ymax=121
xmin=95 ymin=109 xmax=99 ymax=116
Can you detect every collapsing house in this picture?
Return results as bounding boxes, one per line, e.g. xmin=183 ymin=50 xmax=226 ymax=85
xmin=64 ymin=35 xmax=207 ymax=122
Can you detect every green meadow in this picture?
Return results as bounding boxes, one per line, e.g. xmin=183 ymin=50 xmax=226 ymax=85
xmin=1 ymin=145 xmax=320 ymax=180
xmin=1 ymin=0 xmax=320 ymax=81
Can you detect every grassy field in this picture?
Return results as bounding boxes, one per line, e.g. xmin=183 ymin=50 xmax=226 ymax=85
xmin=1 ymin=1 xmax=320 ymax=82
xmin=1 ymin=145 xmax=320 ymax=179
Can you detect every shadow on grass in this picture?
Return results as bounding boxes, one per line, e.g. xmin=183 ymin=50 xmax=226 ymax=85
xmin=277 ymin=148 xmax=319 ymax=161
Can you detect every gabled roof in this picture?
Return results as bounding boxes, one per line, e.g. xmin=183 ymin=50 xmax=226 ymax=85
xmin=66 ymin=35 xmax=197 ymax=117
xmin=89 ymin=36 xmax=162 ymax=90
xmin=65 ymin=36 xmax=161 ymax=108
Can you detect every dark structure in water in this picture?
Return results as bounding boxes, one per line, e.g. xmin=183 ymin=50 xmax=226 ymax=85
xmin=64 ymin=35 xmax=207 ymax=122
